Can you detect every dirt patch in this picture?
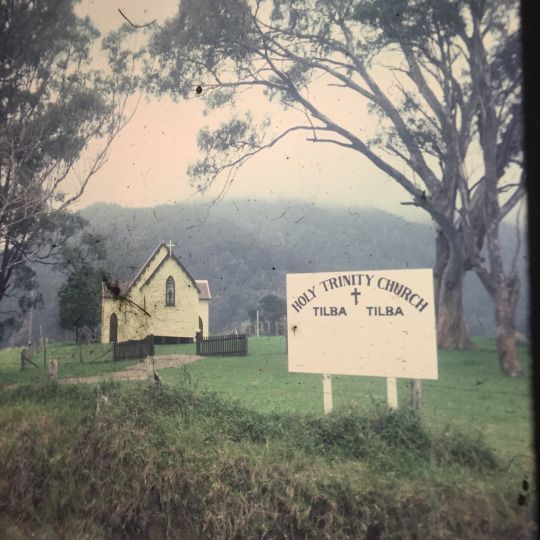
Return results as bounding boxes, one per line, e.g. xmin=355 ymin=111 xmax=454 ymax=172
xmin=57 ymin=355 xmax=202 ymax=385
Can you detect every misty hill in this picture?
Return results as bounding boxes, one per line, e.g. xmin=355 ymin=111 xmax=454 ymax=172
xmin=18 ymin=199 xmax=528 ymax=343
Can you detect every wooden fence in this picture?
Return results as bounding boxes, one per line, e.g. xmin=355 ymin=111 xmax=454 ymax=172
xmin=20 ymin=348 xmax=40 ymax=370
xmin=20 ymin=337 xmax=48 ymax=370
xmin=26 ymin=340 xmax=42 ymax=358
xmin=113 ymin=335 xmax=154 ymax=361
xmin=196 ymin=334 xmax=248 ymax=356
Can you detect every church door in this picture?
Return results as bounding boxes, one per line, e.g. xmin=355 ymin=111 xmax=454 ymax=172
xmin=109 ymin=313 xmax=118 ymax=343
xmin=198 ymin=316 xmax=204 ymax=337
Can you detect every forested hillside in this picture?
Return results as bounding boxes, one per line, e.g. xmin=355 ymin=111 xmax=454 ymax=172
xmin=12 ymin=200 xmax=528 ymax=343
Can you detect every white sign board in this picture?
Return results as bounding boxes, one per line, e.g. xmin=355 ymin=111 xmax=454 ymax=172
xmin=286 ymin=269 xmax=438 ymax=380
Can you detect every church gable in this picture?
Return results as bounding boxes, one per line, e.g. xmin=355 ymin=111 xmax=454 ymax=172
xmin=139 ymin=250 xmax=199 ymax=293
xmin=127 ymin=242 xmax=169 ymax=294
xmin=141 ymin=257 xmax=199 ymax=305
xmin=141 ymin=256 xmax=200 ymax=338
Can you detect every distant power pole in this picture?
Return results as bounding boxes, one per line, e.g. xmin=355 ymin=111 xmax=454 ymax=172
xmin=27 ymin=291 xmax=34 ymax=345
xmin=256 ymin=308 xmax=260 ymax=337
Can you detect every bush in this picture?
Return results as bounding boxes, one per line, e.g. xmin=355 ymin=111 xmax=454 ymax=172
xmin=435 ymin=430 xmax=499 ymax=470
xmin=370 ymin=407 xmax=432 ymax=454
xmin=0 ymin=382 xmax=522 ymax=539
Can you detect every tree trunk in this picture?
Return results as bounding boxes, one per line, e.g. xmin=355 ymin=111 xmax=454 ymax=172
xmin=433 ymin=231 xmax=476 ymax=350
xmin=466 ymin=15 xmax=523 ymax=376
xmin=437 ymin=272 xmax=476 ymax=350
xmin=470 ymin=214 xmax=523 ymax=376
xmin=494 ymin=291 xmax=521 ymax=377
xmin=486 ymin=226 xmax=523 ymax=377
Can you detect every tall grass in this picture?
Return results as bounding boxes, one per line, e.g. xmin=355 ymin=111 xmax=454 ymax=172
xmin=160 ymin=336 xmax=533 ymax=461
xmin=0 ymin=382 xmax=534 ymax=539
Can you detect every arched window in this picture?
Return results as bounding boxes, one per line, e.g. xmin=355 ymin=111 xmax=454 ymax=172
xmin=109 ymin=313 xmax=118 ymax=343
xmin=166 ymin=276 xmax=175 ymax=306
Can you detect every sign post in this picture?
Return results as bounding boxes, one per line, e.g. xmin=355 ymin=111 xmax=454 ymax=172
xmin=322 ymin=374 xmax=333 ymax=414
xmin=386 ymin=377 xmax=398 ymax=410
xmin=286 ymin=269 xmax=438 ymax=412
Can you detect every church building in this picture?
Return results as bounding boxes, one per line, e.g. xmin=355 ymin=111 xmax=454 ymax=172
xmin=101 ymin=241 xmax=211 ymax=344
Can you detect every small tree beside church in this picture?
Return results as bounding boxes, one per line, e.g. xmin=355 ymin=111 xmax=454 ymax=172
xmin=58 ymin=267 xmax=103 ymax=343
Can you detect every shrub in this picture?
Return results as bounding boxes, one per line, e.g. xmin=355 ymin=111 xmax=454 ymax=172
xmin=435 ymin=430 xmax=499 ymax=471
xmin=0 ymin=382 xmax=529 ymax=539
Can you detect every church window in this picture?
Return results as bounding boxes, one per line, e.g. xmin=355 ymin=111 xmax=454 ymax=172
xmin=166 ymin=276 xmax=175 ymax=306
xmin=109 ymin=313 xmax=118 ymax=342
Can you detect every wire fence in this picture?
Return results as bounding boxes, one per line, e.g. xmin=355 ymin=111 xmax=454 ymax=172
xmin=2 ymin=338 xmax=533 ymax=466
xmin=19 ymin=343 xmax=114 ymax=369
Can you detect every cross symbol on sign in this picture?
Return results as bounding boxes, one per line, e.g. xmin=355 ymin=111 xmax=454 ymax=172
xmin=166 ymin=240 xmax=175 ymax=255
xmin=351 ymin=288 xmax=362 ymax=305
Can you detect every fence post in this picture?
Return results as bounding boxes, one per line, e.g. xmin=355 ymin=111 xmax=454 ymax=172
xmin=145 ymin=357 xmax=156 ymax=385
xmin=410 ymin=379 xmax=422 ymax=415
xmin=47 ymin=360 xmax=58 ymax=381
xmin=20 ymin=349 xmax=25 ymax=370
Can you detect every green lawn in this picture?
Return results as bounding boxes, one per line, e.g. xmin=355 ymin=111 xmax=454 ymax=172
xmin=0 ymin=342 xmax=136 ymax=386
xmin=0 ymin=336 xmax=533 ymax=462
xmin=0 ymin=341 xmax=197 ymax=386
xmin=0 ymin=336 xmax=534 ymax=537
xmin=159 ymin=336 xmax=534 ymax=462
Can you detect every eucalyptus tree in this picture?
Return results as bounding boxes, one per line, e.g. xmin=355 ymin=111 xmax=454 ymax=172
xmin=145 ymin=0 xmax=523 ymax=372
xmin=0 ymin=0 xmax=133 ymax=329
xmin=456 ymin=14 xmax=523 ymax=375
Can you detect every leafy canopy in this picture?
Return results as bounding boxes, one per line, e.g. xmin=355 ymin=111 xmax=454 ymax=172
xmin=0 ymin=0 xmax=133 ymax=326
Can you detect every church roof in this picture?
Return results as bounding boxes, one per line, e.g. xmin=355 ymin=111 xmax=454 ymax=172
xmin=196 ymin=280 xmax=211 ymax=300
xmin=102 ymin=242 xmax=210 ymax=301
xmin=127 ymin=241 xmax=166 ymax=291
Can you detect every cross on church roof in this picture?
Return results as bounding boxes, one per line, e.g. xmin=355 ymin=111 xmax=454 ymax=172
xmin=166 ymin=240 xmax=175 ymax=256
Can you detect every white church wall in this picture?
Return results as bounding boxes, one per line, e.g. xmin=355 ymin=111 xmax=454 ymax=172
xmin=142 ymin=257 xmax=199 ymax=338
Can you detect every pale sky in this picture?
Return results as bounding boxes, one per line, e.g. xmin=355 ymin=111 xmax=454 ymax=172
xmin=68 ymin=0 xmax=428 ymax=222
xmin=70 ymin=1 xmax=522 ymax=227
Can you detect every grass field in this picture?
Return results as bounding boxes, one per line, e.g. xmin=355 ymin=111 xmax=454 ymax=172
xmin=0 ymin=342 xmax=136 ymax=385
xmin=0 ymin=336 xmax=533 ymax=461
xmin=0 ymin=336 xmax=535 ymax=538
xmin=159 ymin=336 xmax=534 ymax=462
xmin=0 ymin=341 xmax=198 ymax=386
